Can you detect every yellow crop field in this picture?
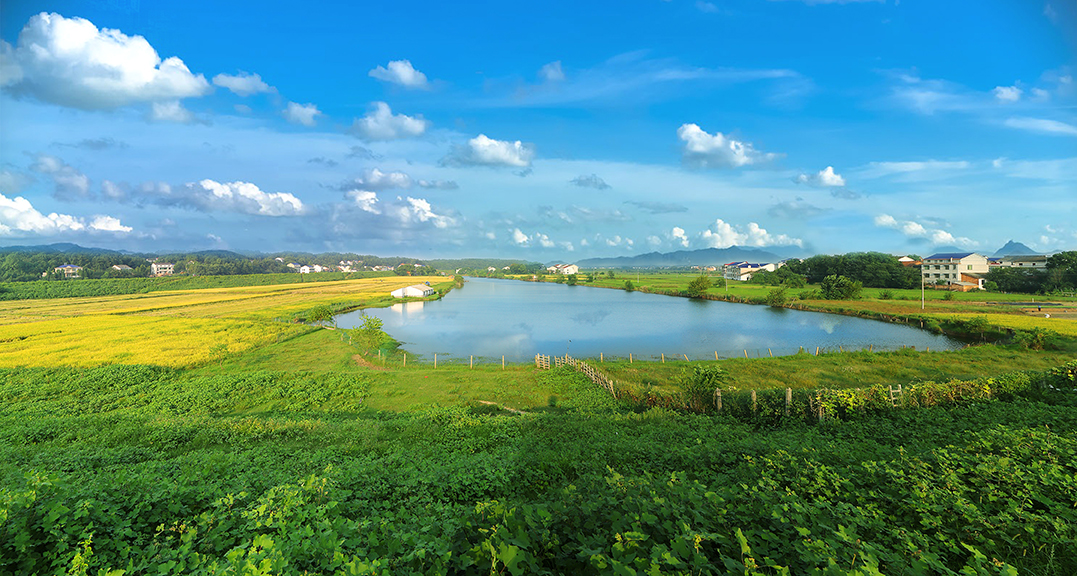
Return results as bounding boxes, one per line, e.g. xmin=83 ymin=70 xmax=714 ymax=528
xmin=0 ymin=276 xmax=443 ymax=368
xmin=932 ymin=312 xmax=1077 ymax=337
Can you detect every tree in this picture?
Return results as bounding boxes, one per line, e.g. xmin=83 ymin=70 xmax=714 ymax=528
xmin=566 ymin=273 xmax=578 ymax=286
xmin=685 ymin=275 xmax=711 ymax=298
xmin=353 ymin=315 xmax=389 ymax=350
xmin=623 ymin=280 xmax=634 ymax=291
xmin=820 ymin=275 xmax=862 ymax=300
xmin=606 ymin=271 xmax=615 ymax=279
xmin=764 ymin=286 xmax=789 ymax=307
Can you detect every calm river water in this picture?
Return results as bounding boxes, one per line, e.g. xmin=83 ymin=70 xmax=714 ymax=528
xmin=335 ymin=277 xmax=962 ymax=362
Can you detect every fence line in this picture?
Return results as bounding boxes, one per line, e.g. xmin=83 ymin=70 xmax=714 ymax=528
xmin=537 ymin=351 xmax=942 ymax=422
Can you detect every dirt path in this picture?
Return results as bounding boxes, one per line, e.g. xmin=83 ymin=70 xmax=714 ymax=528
xmin=352 ymin=354 xmax=389 ymax=370
xmin=476 ymin=400 xmax=525 ymax=414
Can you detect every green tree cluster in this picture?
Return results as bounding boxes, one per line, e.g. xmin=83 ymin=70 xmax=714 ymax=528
xmin=785 ymin=252 xmax=919 ymax=288
xmin=685 ymin=275 xmax=711 ymax=298
xmin=820 ymin=274 xmax=863 ymax=299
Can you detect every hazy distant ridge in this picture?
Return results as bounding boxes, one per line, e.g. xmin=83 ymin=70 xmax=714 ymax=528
xmin=576 ymin=247 xmax=790 ymax=268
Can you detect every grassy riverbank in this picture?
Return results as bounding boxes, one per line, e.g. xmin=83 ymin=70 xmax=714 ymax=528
xmin=3 ymin=274 xmax=1077 ymax=574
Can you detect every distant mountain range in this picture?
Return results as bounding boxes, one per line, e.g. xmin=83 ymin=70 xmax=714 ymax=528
xmin=0 ymin=242 xmax=132 ymax=255
xmin=574 ymin=246 xmax=800 ymax=269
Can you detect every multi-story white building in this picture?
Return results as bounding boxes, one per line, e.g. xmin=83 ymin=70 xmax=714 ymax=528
xmin=721 ymin=261 xmax=783 ymax=282
xmin=151 ymin=262 xmax=174 ymax=276
xmin=921 ymin=253 xmax=988 ymax=290
xmin=546 ymin=264 xmax=579 ymax=275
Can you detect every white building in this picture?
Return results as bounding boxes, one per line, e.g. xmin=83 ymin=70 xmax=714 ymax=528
xmin=1000 ymin=255 xmax=1048 ymax=269
xmin=151 ymin=262 xmax=174 ymax=276
xmin=546 ymin=264 xmax=579 ymax=275
xmin=390 ymin=284 xmax=436 ymax=298
xmin=53 ymin=264 xmax=83 ymax=279
xmin=921 ymin=252 xmax=988 ymax=290
xmin=722 ymin=261 xmax=782 ymax=282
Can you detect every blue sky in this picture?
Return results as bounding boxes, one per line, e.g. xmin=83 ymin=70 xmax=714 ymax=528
xmin=1 ymin=0 xmax=1075 ymax=260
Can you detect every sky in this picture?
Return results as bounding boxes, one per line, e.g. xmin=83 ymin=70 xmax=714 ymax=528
xmin=1 ymin=0 xmax=1075 ymax=260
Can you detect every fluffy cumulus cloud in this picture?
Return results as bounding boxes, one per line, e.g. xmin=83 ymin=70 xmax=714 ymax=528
xmin=570 ymin=174 xmax=611 ymax=189
xmin=442 ymin=134 xmax=534 ymax=168
xmin=29 ymin=154 xmax=90 ymax=200
xmin=539 ymin=61 xmax=565 ymax=82
xmin=0 ymin=170 xmax=33 ymax=194
xmin=992 ymin=85 xmax=1022 ymax=102
xmin=351 ymin=102 xmax=429 ymax=140
xmin=391 ymin=197 xmax=454 ymax=228
xmin=283 ymin=102 xmax=321 ymax=126
xmin=368 ymin=60 xmax=429 ymax=89
xmin=671 ymin=226 xmax=689 ymax=247
xmin=346 ymin=168 xmax=413 ymax=191
xmin=348 ymin=190 xmax=380 ymax=214
xmin=677 ymin=124 xmax=777 ymax=168
xmin=699 ymin=219 xmax=803 ymax=248
xmin=795 ymin=166 xmax=846 ymax=187
xmin=212 ymin=71 xmax=274 ymax=96
xmin=0 ymin=193 xmax=131 ymax=236
xmin=143 ymin=180 xmax=305 ymax=216
xmin=873 ymin=214 xmax=975 ymax=246
xmin=1 ymin=13 xmax=210 ymax=110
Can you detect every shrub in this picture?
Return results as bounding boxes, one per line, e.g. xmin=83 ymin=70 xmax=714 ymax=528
xmin=1013 ymin=327 xmax=1057 ymax=350
xmin=685 ymin=275 xmax=711 ymax=298
xmin=764 ymin=286 xmax=789 ymax=307
xmin=623 ymin=280 xmax=634 ymax=292
xmin=878 ymin=289 xmax=894 ymax=300
xmin=678 ymin=365 xmax=726 ymax=412
xmin=820 ymin=275 xmax=862 ymax=300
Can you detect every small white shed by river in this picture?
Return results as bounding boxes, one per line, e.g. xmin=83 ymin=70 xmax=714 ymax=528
xmin=391 ymin=284 xmax=436 ymax=298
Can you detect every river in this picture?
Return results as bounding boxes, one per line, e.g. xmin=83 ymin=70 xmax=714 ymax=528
xmin=334 ymin=277 xmax=962 ymax=362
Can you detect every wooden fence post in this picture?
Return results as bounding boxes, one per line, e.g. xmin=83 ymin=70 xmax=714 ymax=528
xmin=600 ymin=352 xmax=603 ymax=362
xmin=502 ymin=355 xmax=505 ymax=369
xmin=403 ymin=352 xmax=407 ymax=367
xmin=630 ymin=353 xmax=633 ymax=363
xmin=769 ymin=348 xmax=773 ymax=357
xmin=744 ymin=350 xmax=748 ymax=359
xmin=434 ymin=353 xmax=437 ymax=368
xmin=470 ymin=355 xmax=473 ymax=369
xmin=683 ymin=354 xmax=689 ymax=361
xmin=751 ymin=390 xmax=757 ymax=414
xmin=785 ymin=388 xmax=792 ymax=416
xmin=715 ymin=389 xmax=722 ymax=411
xmin=715 ymin=351 xmax=718 ymax=360
xmin=662 ymin=353 xmax=665 ymax=363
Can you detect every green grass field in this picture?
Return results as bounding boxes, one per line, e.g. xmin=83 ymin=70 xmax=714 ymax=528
xmin=2 ymin=273 xmax=1077 ymax=574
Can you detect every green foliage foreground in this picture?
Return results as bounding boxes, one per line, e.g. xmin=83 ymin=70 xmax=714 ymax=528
xmin=2 ymin=366 xmax=1076 ymax=575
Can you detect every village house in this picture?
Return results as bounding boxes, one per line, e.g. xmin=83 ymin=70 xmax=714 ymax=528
xmin=897 ymin=256 xmax=921 ymax=267
xmin=1000 ymin=255 xmax=1048 ymax=269
xmin=111 ymin=264 xmax=133 ymax=272
xmin=921 ymin=252 xmax=988 ymax=291
xmin=150 ymin=262 xmax=174 ymax=276
xmin=390 ymin=284 xmax=436 ymax=298
xmin=546 ymin=263 xmax=579 ymax=275
xmin=53 ymin=264 xmax=83 ymax=279
xmin=721 ymin=261 xmax=783 ymax=282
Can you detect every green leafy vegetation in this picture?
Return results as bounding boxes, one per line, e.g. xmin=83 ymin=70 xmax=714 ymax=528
xmin=2 ymin=363 xmax=1075 ymax=574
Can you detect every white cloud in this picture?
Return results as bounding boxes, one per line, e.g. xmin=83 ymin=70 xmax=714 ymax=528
xmin=348 ymin=190 xmax=380 ymax=214
xmin=417 ymin=179 xmax=459 ymax=190
xmin=671 ymin=226 xmax=689 ymax=247
xmin=0 ymin=193 xmax=131 ymax=236
xmin=1 ymin=13 xmax=210 ymax=110
xmin=0 ymin=170 xmax=33 ymax=194
xmin=992 ymin=85 xmax=1022 ymax=102
xmin=539 ymin=61 xmax=565 ymax=82
xmin=368 ymin=60 xmax=429 ymax=89
xmin=181 ymin=180 xmax=305 ymax=216
xmin=696 ymin=1 xmax=720 ymax=13
xmin=857 ymin=160 xmax=971 ymax=179
xmin=29 ymin=154 xmax=90 ymax=200
xmin=1003 ymin=117 xmax=1077 ymax=136
xmin=442 ymin=134 xmax=535 ymax=168
xmin=150 ymin=100 xmax=196 ymax=123
xmin=283 ymin=102 xmax=321 ymax=126
xmin=393 ymin=196 xmax=454 ymax=228
xmin=212 ymin=71 xmax=274 ymax=96
xmin=699 ymin=219 xmax=803 ymax=248
xmin=874 ymin=213 xmax=976 ymax=247
xmin=88 ymin=215 xmax=132 ymax=233
xmin=535 ymin=232 xmax=555 ymax=248
xmin=351 ymin=102 xmax=429 ymax=140
xmin=512 ymin=228 xmax=529 ymax=245
xmin=677 ymin=123 xmax=777 ymax=168
xmin=349 ymin=168 xmax=412 ymax=190
xmin=570 ymin=174 xmax=611 ymax=189
xmin=795 ymin=165 xmax=846 ymax=187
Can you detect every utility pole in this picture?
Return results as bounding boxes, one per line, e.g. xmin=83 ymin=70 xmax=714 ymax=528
xmin=921 ymin=263 xmax=925 ymax=310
